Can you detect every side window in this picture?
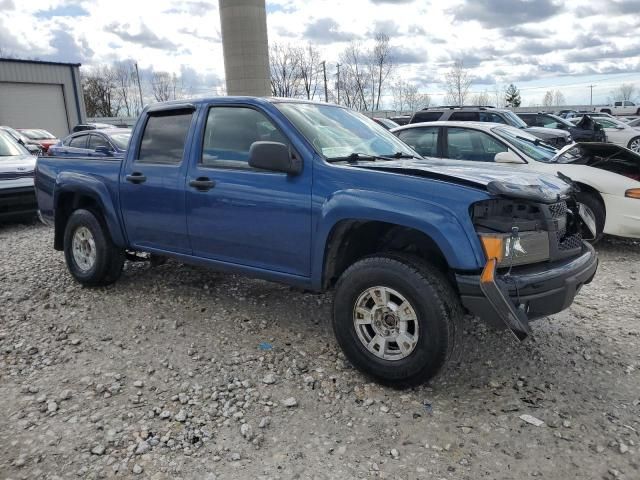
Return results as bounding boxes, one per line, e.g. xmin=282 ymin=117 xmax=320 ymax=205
xmin=449 ymin=111 xmax=480 ymax=121
xmin=479 ymin=112 xmax=507 ymax=124
xmin=138 ymin=111 xmax=193 ymax=164
xmin=89 ymin=134 xmax=110 ymax=149
xmin=68 ymin=135 xmax=88 ymax=148
xmin=411 ymin=111 xmax=443 ymax=123
xmin=517 ymin=115 xmax=536 ymax=126
xmin=396 ymin=127 xmax=439 ymax=157
xmin=446 ymin=128 xmax=507 ymax=162
xmin=201 ymin=107 xmax=288 ymax=168
xmin=596 ymin=119 xmax=617 ymax=128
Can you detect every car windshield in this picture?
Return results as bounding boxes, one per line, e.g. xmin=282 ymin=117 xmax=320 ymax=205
xmin=0 ymin=131 xmax=30 ymax=157
xmin=22 ymin=129 xmax=56 ymax=140
xmin=492 ymin=126 xmax=558 ymax=162
xmin=546 ymin=114 xmax=574 ymax=128
xmin=275 ymin=102 xmax=418 ymax=160
xmin=1 ymin=126 xmax=30 ymax=144
xmin=502 ymin=111 xmax=528 ymax=129
xmin=110 ymin=132 xmax=131 ymax=149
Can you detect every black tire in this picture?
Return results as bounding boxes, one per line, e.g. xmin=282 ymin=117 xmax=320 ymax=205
xmin=576 ymin=191 xmax=605 ymax=243
xmin=332 ymin=253 xmax=462 ymax=387
xmin=63 ymin=208 xmax=124 ymax=286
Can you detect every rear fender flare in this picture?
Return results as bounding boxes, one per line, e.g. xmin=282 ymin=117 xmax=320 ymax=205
xmin=54 ymin=172 xmax=126 ymax=248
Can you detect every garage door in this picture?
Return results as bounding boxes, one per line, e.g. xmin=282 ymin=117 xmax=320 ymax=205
xmin=0 ymin=82 xmax=70 ymax=137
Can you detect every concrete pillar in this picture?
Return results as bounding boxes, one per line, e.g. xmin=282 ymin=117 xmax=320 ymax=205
xmin=219 ymin=0 xmax=271 ymax=97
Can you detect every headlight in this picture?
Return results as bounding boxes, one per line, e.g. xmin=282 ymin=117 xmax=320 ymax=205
xmin=478 ymin=231 xmax=550 ymax=267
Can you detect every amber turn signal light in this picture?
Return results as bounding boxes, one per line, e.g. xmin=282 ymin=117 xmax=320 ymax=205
xmin=625 ymin=188 xmax=640 ymax=199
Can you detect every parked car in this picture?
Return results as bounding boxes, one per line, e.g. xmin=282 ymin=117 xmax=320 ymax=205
xmin=372 ymin=117 xmax=400 ymax=130
xmin=409 ymin=106 xmax=572 ymax=147
xmin=18 ymin=129 xmax=59 ymax=152
xmin=0 ymin=130 xmax=37 ymax=221
xmin=48 ymin=129 xmax=132 ymax=158
xmin=565 ymin=111 xmax=613 ymax=120
xmin=624 ymin=117 xmax=640 ymax=128
xmin=517 ymin=112 xmax=606 ymax=142
xmin=596 ymin=101 xmax=640 ymax=116
xmin=0 ymin=126 xmax=43 ymax=155
xmin=35 ymin=97 xmax=597 ymax=386
xmin=391 ymin=121 xmax=640 ymax=240
xmin=569 ymin=116 xmax=640 ymax=153
xmin=72 ymin=122 xmax=116 ymax=133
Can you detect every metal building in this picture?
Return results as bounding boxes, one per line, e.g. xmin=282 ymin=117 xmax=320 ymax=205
xmin=219 ymin=0 xmax=270 ymax=97
xmin=0 ymin=58 xmax=86 ymax=137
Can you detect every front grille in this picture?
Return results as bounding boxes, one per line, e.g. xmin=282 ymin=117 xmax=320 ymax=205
xmin=556 ymin=232 xmax=582 ymax=251
xmin=0 ymin=171 xmax=34 ymax=180
xmin=548 ymin=201 xmax=567 ymax=218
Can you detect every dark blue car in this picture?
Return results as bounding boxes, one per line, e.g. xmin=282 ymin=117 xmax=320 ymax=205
xmin=49 ymin=128 xmax=131 ymax=158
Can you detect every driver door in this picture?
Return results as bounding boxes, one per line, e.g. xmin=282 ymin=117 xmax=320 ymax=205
xmin=185 ymin=105 xmax=312 ymax=276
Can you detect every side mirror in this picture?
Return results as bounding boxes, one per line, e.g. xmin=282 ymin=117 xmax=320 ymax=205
xmin=248 ymin=141 xmax=301 ymax=175
xmin=494 ymin=151 xmax=525 ymax=164
xmin=94 ymin=145 xmax=113 ymax=156
xmin=615 ymin=125 xmax=625 ymax=130
xmin=26 ymin=144 xmax=41 ymax=155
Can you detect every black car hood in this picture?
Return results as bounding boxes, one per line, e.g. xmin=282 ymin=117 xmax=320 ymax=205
xmin=352 ymin=159 xmax=571 ymax=203
xmin=554 ymin=142 xmax=640 ymax=180
xmin=524 ymin=126 xmax=570 ymax=139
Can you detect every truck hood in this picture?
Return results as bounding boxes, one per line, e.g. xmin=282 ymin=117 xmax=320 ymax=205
xmin=0 ymin=154 xmax=36 ymax=175
xmin=354 ymin=158 xmax=571 ymax=203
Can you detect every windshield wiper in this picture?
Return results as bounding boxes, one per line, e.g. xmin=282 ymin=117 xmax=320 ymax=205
xmin=326 ymin=151 xmax=417 ymax=163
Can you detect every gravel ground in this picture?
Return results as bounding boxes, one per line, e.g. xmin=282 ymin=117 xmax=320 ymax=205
xmin=1 ymin=221 xmax=639 ymax=480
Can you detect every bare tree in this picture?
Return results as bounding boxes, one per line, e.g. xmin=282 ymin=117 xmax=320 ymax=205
xmin=297 ymin=45 xmax=321 ymax=100
xmin=471 ymin=90 xmax=491 ymax=106
xmin=554 ymin=90 xmax=565 ymax=106
xmin=391 ymin=79 xmax=429 ymax=112
xmin=542 ymin=90 xmax=554 ymax=107
xmin=368 ymin=33 xmax=393 ymax=110
xmin=112 ymin=61 xmax=139 ymax=116
xmin=339 ymin=42 xmax=371 ymax=110
xmin=81 ymin=66 xmax=120 ymax=117
xmin=150 ymin=71 xmax=178 ymax=102
xmin=491 ymin=84 xmax=505 ymax=108
xmin=269 ymin=43 xmax=302 ymax=98
xmin=610 ymin=83 xmax=637 ymax=102
xmin=444 ymin=60 xmax=472 ymax=106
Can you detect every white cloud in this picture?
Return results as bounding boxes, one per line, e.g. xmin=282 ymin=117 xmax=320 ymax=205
xmin=0 ymin=0 xmax=638 ymax=105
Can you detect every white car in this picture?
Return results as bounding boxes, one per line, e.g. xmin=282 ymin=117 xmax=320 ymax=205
xmin=569 ymin=116 xmax=640 ymax=153
xmin=391 ymin=121 xmax=640 ymax=240
xmin=0 ymin=130 xmax=37 ymax=221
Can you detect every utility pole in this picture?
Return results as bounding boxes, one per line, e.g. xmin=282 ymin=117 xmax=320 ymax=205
xmin=336 ymin=63 xmax=341 ymax=105
xmin=321 ymin=60 xmax=328 ymax=103
xmin=588 ymin=84 xmax=596 ymax=106
xmin=134 ymin=63 xmax=144 ymax=114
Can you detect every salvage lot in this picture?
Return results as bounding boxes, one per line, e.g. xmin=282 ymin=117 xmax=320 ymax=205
xmin=1 ymin=222 xmax=639 ymax=480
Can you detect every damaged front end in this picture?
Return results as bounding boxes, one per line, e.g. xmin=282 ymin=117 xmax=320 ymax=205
xmin=456 ymin=184 xmax=598 ymax=340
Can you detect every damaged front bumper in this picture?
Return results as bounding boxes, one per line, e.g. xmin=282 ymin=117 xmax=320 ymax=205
xmin=455 ymin=242 xmax=598 ymax=340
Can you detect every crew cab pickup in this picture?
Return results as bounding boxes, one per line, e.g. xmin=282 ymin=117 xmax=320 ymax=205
xmin=597 ymin=101 xmax=640 ymax=116
xmin=35 ymin=97 xmax=598 ymax=386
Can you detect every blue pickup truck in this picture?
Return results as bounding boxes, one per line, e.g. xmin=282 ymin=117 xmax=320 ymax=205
xmin=35 ymin=97 xmax=598 ymax=386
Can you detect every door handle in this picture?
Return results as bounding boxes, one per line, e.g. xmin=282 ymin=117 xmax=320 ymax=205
xmin=189 ymin=177 xmax=216 ymax=191
xmin=126 ymin=172 xmax=146 ymax=184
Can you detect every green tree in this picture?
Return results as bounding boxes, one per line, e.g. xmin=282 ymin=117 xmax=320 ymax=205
xmin=504 ymin=83 xmax=521 ymax=107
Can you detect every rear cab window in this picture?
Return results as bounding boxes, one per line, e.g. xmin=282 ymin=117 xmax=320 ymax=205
xmin=137 ymin=110 xmax=193 ymax=165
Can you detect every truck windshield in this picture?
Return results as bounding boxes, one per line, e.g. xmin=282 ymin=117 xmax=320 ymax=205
xmin=275 ymin=102 xmax=418 ymax=161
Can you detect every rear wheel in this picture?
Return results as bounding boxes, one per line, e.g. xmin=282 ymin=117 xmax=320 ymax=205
xmin=63 ymin=209 xmax=124 ymax=286
xmin=628 ymin=136 xmax=640 ymax=153
xmin=332 ymin=254 xmax=461 ymax=387
xmin=576 ymin=191 xmax=605 ymax=243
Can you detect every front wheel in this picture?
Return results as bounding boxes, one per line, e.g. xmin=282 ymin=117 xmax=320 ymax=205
xmin=576 ymin=192 xmax=605 ymax=243
xmin=63 ymin=209 xmax=124 ymax=286
xmin=332 ymin=254 xmax=461 ymax=387
xmin=628 ymin=136 xmax=640 ymax=153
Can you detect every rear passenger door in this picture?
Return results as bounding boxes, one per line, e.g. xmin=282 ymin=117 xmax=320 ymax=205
xmin=395 ymin=127 xmax=441 ymax=158
xmin=444 ymin=127 xmax=508 ymax=162
xmin=119 ymin=106 xmax=196 ymax=254
xmin=185 ymin=104 xmax=312 ymax=276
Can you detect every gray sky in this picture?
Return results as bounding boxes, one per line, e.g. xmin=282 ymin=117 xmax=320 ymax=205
xmin=1 ymin=0 xmax=639 ymax=106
